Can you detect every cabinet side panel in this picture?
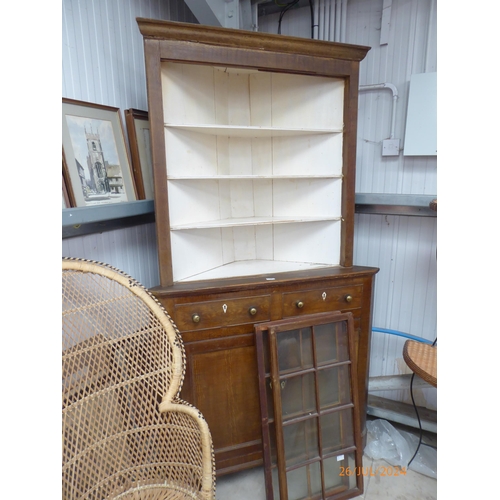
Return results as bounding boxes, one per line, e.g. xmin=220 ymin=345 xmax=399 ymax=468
xmin=214 ymin=67 xmax=229 ymax=125
xmin=273 ymin=178 xmax=342 ymax=217
xmin=168 ymin=180 xmax=223 ymax=226
xmin=249 ymin=72 xmax=272 ymax=127
xmin=227 ymin=71 xmax=252 ymax=126
xmin=232 ymin=226 xmax=258 ymax=261
xmin=171 ymin=229 xmax=223 ymax=281
xmin=273 ymin=221 xmax=341 ymax=265
xmin=271 ymin=74 xmax=344 ymax=130
xmin=230 ymin=178 xmax=256 ymax=218
xmin=165 ymin=129 xmax=217 ymax=177
xmin=250 ymin=137 xmax=272 ymax=176
xmin=255 ymin=225 xmax=274 ymax=261
xmin=253 ymin=179 xmax=273 ymax=217
xmin=272 ymin=134 xmax=343 ymax=176
xmin=228 ymin=137 xmax=253 ymax=176
xmin=162 ymin=62 xmax=215 ymax=124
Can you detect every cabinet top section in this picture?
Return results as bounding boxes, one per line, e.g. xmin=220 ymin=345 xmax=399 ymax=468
xmin=136 ymin=18 xmax=370 ymax=62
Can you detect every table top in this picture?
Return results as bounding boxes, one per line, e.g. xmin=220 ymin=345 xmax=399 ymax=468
xmin=403 ymin=340 xmax=437 ymax=388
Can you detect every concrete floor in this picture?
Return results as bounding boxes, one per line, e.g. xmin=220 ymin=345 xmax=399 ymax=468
xmin=215 ymin=420 xmax=437 ymax=500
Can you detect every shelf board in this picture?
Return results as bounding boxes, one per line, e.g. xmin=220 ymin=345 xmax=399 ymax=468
xmin=179 ymin=260 xmax=339 ymax=282
xmin=167 ymin=175 xmax=342 ymax=180
xmin=170 ymin=215 xmax=341 ymax=231
xmin=165 ymin=123 xmax=342 ymax=137
xmin=62 ymin=200 xmax=155 ymax=239
xmin=355 ymin=193 xmax=437 ymax=217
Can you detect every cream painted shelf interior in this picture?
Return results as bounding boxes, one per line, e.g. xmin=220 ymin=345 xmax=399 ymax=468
xmin=161 ymin=62 xmax=345 ymax=282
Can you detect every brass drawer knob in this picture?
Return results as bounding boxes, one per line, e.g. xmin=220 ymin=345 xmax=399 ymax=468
xmin=345 ymin=295 xmax=353 ymax=303
xmin=296 ymin=301 xmax=304 ymax=309
xmin=192 ymin=314 xmax=201 ymax=323
xmin=249 ymin=307 xmax=257 ymax=316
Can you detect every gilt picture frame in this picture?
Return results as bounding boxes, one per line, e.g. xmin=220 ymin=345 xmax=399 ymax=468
xmin=62 ymin=98 xmax=137 ymax=207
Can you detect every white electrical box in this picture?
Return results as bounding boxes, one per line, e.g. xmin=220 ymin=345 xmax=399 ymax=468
xmin=404 ymin=72 xmax=437 ymax=156
xmin=382 ymin=138 xmax=400 ymax=156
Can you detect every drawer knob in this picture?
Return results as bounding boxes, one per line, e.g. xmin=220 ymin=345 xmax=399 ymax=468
xmin=192 ymin=314 xmax=201 ymax=323
xmin=296 ymin=301 xmax=304 ymax=309
xmin=345 ymin=295 xmax=353 ymax=303
xmin=249 ymin=307 xmax=257 ymax=316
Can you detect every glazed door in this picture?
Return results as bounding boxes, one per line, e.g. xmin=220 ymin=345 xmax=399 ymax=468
xmin=255 ymin=312 xmax=364 ymax=500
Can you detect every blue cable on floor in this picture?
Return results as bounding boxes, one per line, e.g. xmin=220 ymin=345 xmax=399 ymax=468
xmin=372 ymin=327 xmax=434 ymax=345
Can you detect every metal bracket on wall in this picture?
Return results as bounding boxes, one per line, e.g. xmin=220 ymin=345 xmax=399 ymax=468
xmin=355 ymin=194 xmax=437 ymax=217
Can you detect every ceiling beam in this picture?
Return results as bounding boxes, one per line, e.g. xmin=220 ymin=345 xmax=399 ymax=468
xmin=183 ymin=0 xmax=241 ymax=29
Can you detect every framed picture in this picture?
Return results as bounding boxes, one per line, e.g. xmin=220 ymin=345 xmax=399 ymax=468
xmin=62 ymin=147 xmax=76 ymax=208
xmin=62 ymin=173 xmax=71 ymax=209
xmin=62 ymin=98 xmax=137 ymax=207
xmin=125 ymin=108 xmax=154 ymax=200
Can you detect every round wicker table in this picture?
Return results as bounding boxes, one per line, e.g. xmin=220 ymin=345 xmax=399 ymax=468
xmin=403 ymin=340 xmax=437 ymax=388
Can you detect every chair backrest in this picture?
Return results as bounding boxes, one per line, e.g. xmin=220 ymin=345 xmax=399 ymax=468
xmin=62 ymin=258 xmax=195 ymax=499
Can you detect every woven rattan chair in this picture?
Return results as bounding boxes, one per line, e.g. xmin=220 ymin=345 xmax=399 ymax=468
xmin=62 ymin=257 xmax=215 ymax=500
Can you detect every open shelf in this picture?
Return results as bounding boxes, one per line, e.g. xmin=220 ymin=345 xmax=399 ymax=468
xmin=170 ymin=215 xmax=342 ymax=231
xmin=160 ymin=61 xmax=345 ymax=284
xmin=165 ymin=124 xmax=341 ymax=137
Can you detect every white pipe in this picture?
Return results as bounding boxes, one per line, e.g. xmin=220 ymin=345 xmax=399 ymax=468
xmin=359 ymin=83 xmax=399 ymax=139
xmin=341 ymin=0 xmax=348 ymax=43
xmin=335 ymin=0 xmax=341 ymax=41
xmin=313 ymin=0 xmax=320 ymax=39
xmin=329 ymin=0 xmax=335 ymax=41
xmin=250 ymin=0 xmax=267 ymax=32
xmin=325 ymin=0 xmax=335 ymax=42
xmin=319 ymin=0 xmax=325 ymax=40
xmin=425 ymin=0 xmax=436 ymax=71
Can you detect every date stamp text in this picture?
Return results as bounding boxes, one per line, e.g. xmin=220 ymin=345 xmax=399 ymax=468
xmin=339 ymin=466 xmax=407 ymax=477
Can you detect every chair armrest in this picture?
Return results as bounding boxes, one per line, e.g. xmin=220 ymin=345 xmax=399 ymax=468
xmin=159 ymin=398 xmax=216 ymax=500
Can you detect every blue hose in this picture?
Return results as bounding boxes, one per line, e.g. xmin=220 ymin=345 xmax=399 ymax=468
xmin=372 ymin=327 xmax=434 ymax=345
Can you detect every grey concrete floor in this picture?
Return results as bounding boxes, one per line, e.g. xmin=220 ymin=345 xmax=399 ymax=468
xmin=215 ymin=419 xmax=437 ymax=500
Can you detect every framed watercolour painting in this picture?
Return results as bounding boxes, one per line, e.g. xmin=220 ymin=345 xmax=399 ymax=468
xmin=62 ymin=98 xmax=137 ymax=207
xmin=125 ymin=108 xmax=154 ymax=200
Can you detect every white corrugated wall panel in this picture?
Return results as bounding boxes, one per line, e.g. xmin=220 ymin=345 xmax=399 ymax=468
xmin=62 ymin=223 xmax=160 ymax=288
xmin=348 ymin=0 xmax=437 ymax=410
xmin=62 ymin=0 xmax=197 ymax=286
xmin=259 ymin=0 xmax=437 ymax=410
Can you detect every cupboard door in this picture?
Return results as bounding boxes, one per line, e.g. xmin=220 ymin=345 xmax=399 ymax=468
xmin=182 ymin=330 xmax=263 ymax=473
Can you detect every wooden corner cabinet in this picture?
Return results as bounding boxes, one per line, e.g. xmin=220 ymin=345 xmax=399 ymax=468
xmin=137 ymin=18 xmax=378 ymax=476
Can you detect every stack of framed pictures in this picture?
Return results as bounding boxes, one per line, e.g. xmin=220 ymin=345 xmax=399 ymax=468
xmin=62 ymin=98 xmax=153 ymax=209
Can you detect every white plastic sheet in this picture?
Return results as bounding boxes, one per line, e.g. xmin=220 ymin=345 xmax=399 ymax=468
xmin=364 ymin=419 xmax=437 ymax=479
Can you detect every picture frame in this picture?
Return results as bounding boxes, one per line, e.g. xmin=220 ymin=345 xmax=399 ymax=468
xmin=125 ymin=108 xmax=154 ymax=200
xmin=62 ymin=98 xmax=137 ymax=207
xmin=62 ymin=147 xmax=76 ymax=208
xmin=62 ymin=172 xmax=71 ymax=209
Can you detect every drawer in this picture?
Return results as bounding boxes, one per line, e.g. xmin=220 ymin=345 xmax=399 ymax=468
xmin=282 ymin=285 xmax=362 ymax=317
xmin=175 ymin=295 xmax=271 ymax=331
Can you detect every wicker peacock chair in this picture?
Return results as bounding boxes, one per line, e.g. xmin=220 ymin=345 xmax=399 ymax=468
xmin=62 ymin=257 xmax=215 ymax=500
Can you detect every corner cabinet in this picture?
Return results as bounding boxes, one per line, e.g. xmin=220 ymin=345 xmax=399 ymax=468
xmin=137 ymin=18 xmax=378 ymax=476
